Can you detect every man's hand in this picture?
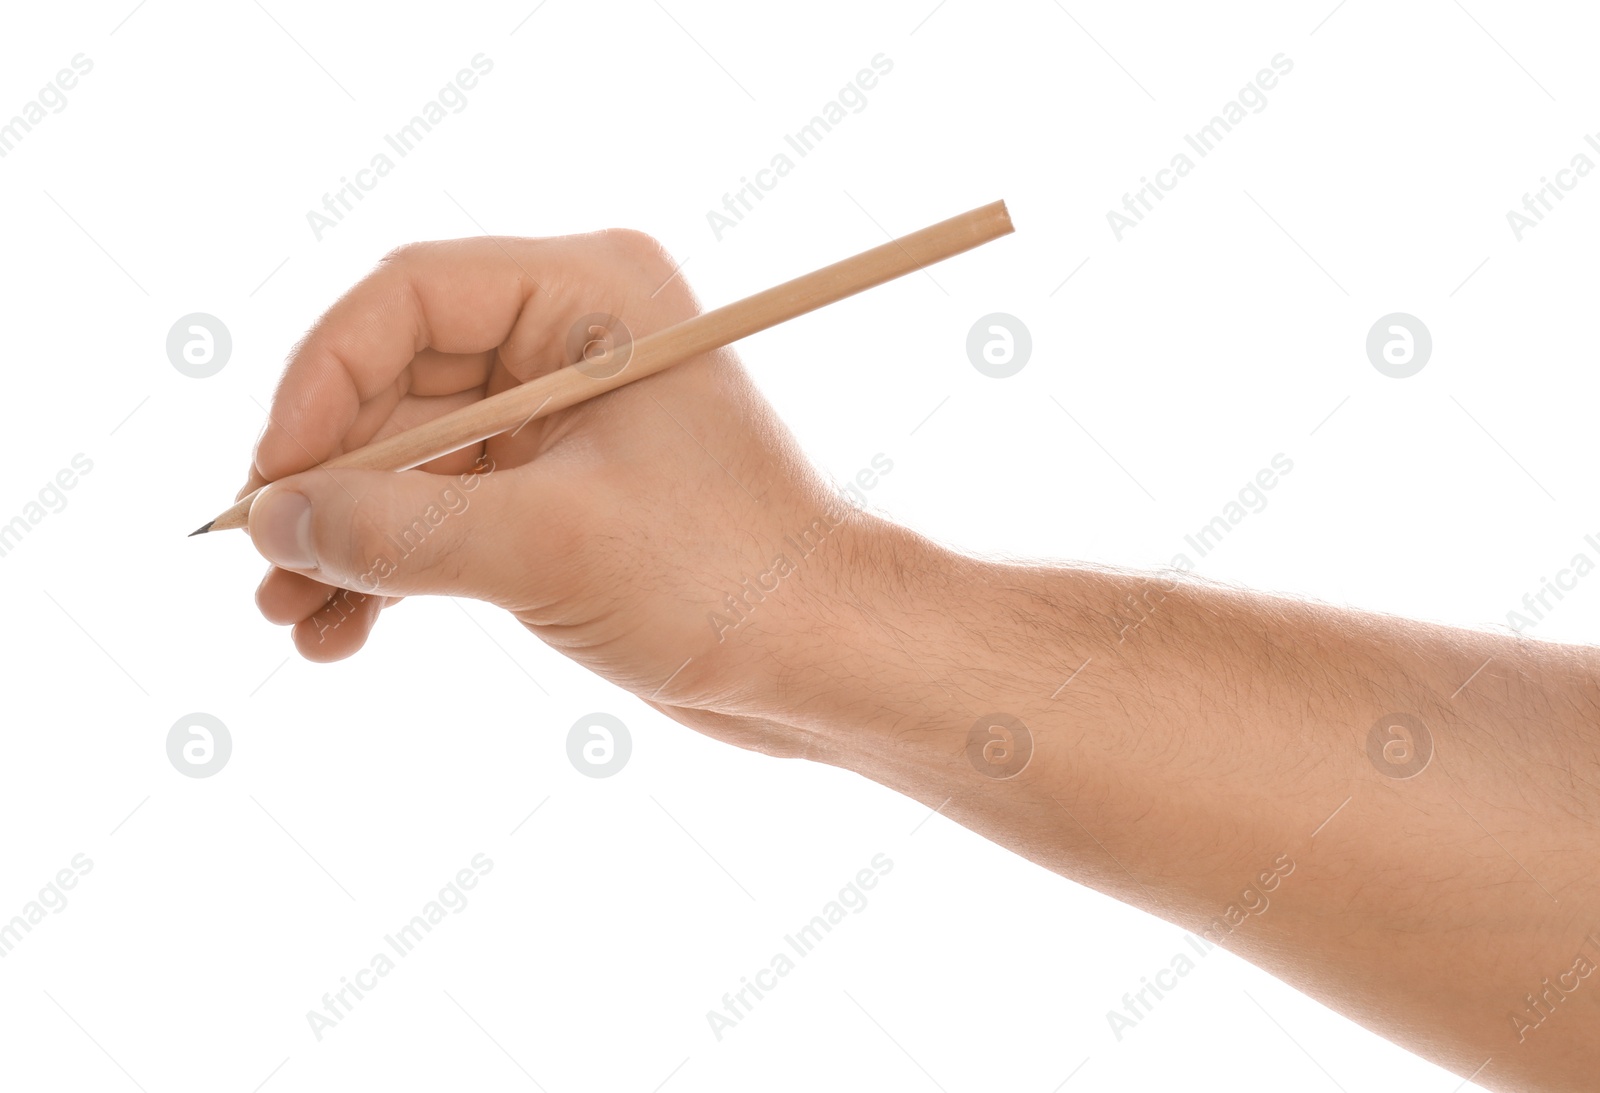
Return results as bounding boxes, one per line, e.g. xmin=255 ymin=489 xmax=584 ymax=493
xmin=244 ymin=231 xmax=863 ymax=755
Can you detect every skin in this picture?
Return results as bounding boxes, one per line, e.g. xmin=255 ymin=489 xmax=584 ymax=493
xmin=243 ymin=232 xmax=1600 ymax=1092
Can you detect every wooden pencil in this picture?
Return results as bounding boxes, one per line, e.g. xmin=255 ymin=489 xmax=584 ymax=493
xmin=194 ymin=198 xmax=1013 ymax=535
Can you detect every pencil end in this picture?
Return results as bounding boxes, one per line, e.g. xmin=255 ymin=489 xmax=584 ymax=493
xmin=188 ymin=520 xmax=215 ymax=537
xmin=995 ymin=198 xmax=1014 ymax=233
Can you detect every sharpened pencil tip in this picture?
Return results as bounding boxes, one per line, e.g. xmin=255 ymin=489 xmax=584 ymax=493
xmin=188 ymin=520 xmax=215 ymax=537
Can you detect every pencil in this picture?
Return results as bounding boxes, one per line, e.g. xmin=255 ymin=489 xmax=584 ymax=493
xmin=193 ymin=198 xmax=1014 ymax=535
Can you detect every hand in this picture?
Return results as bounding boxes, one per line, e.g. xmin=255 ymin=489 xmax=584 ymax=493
xmin=243 ymin=231 xmax=875 ymax=756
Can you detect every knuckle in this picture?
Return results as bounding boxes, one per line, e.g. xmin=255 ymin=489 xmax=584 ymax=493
xmin=377 ymin=240 xmax=433 ymax=268
xmin=378 ymin=242 xmax=413 ymax=266
xmin=600 ymin=227 xmax=673 ymax=271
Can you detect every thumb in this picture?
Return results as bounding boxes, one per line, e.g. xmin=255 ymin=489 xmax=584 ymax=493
xmin=247 ymin=463 xmax=564 ymax=603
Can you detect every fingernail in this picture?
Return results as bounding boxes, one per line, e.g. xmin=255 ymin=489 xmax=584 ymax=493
xmin=252 ymin=487 xmax=316 ymax=570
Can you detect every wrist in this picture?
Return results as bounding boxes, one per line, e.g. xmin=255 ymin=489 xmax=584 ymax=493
xmin=759 ymin=512 xmax=1090 ymax=775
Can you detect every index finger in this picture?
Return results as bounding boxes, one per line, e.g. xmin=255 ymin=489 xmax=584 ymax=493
xmin=249 ymin=237 xmax=549 ymax=485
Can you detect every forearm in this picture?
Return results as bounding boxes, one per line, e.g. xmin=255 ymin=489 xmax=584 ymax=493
xmin=770 ymin=515 xmax=1600 ymax=1092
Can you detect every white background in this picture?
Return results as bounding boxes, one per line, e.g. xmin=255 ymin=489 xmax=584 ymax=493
xmin=0 ymin=0 xmax=1593 ymax=1089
